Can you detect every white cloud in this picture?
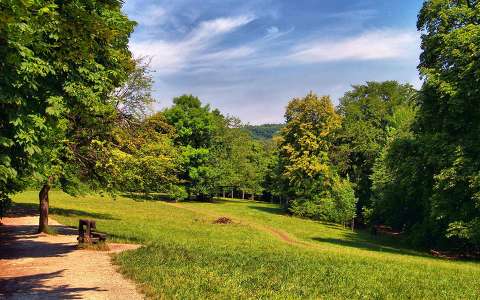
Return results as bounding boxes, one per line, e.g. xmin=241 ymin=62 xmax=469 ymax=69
xmin=129 ymin=15 xmax=255 ymax=74
xmin=267 ymin=26 xmax=279 ymax=35
xmin=187 ymin=15 xmax=255 ymax=45
xmin=288 ymin=29 xmax=419 ymax=63
xmin=199 ymin=46 xmax=256 ymax=61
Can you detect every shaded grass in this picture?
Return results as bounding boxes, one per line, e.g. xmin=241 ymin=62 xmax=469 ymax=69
xmin=12 ymin=191 xmax=480 ymax=299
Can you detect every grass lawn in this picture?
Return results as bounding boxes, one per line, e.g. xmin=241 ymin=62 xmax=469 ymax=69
xmin=13 ymin=191 xmax=480 ymax=299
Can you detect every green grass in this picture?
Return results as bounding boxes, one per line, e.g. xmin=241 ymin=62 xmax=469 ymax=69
xmin=13 ymin=191 xmax=480 ymax=299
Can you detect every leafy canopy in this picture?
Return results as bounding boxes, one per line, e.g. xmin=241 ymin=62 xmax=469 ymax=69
xmin=0 ymin=0 xmax=135 ymax=206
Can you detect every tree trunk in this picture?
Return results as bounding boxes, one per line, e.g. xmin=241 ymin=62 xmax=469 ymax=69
xmin=351 ymin=218 xmax=355 ymax=231
xmin=242 ymin=190 xmax=245 ymax=200
xmin=251 ymin=194 xmax=254 ymax=201
xmin=38 ymin=183 xmax=51 ymax=233
xmin=231 ymin=189 xmax=234 ymax=199
xmin=222 ymin=189 xmax=225 ymax=198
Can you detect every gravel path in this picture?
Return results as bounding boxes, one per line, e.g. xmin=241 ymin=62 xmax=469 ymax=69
xmin=0 ymin=213 xmax=143 ymax=299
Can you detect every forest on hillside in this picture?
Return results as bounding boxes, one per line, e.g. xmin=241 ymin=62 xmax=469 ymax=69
xmin=245 ymin=124 xmax=283 ymax=140
xmin=1 ymin=0 xmax=480 ymax=254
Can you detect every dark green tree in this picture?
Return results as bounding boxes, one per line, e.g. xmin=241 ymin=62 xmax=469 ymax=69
xmin=413 ymin=0 xmax=480 ymax=248
xmin=335 ymin=81 xmax=417 ymax=221
xmin=370 ymin=104 xmax=420 ymax=231
xmin=372 ymin=1 xmax=480 ymax=249
xmin=164 ymin=95 xmax=222 ymax=199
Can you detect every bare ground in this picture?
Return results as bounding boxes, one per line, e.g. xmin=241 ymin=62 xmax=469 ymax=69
xmin=0 ymin=210 xmax=143 ymax=300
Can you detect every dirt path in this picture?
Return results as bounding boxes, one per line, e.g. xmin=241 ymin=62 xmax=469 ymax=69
xmin=0 ymin=213 xmax=144 ymax=299
xmin=166 ymin=202 xmax=311 ymax=247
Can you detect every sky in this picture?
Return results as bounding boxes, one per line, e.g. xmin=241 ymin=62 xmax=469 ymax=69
xmin=124 ymin=0 xmax=425 ymax=124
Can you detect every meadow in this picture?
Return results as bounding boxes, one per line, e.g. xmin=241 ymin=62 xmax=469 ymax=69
xmin=13 ymin=191 xmax=480 ymax=299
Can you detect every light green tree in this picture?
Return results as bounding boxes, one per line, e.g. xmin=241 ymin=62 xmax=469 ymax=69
xmin=278 ymin=92 xmax=356 ymax=223
xmin=111 ymin=113 xmax=184 ymax=200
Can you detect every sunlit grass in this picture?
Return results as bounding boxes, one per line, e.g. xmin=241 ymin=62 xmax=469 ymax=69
xmin=13 ymin=191 xmax=480 ymax=299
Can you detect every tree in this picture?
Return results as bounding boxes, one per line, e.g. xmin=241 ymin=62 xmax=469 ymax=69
xmin=111 ymin=112 xmax=184 ymax=200
xmin=411 ymin=0 xmax=480 ymax=249
xmin=164 ymin=95 xmax=223 ymax=199
xmin=370 ymin=104 xmax=420 ymax=231
xmin=214 ymin=118 xmax=270 ymax=200
xmin=334 ymin=81 xmax=417 ymax=221
xmin=111 ymin=57 xmax=155 ymax=123
xmin=164 ymin=95 xmax=218 ymax=149
xmin=277 ymin=92 xmax=356 ymax=223
xmin=0 ymin=0 xmax=135 ymax=232
xmin=373 ymin=1 xmax=480 ymax=249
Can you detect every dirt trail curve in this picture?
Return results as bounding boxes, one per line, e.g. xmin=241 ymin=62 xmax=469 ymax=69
xmin=0 ymin=210 xmax=144 ymax=299
xmin=167 ymin=202 xmax=312 ymax=248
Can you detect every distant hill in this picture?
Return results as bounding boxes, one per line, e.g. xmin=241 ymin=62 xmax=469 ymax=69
xmin=244 ymin=123 xmax=283 ymax=140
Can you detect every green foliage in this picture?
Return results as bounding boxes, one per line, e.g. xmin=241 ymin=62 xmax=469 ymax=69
xmin=0 ymin=0 xmax=135 ymax=199
xmin=335 ymin=81 xmax=417 ymax=217
xmin=370 ymin=0 xmax=480 ymax=250
xmin=162 ymin=95 xmax=224 ymax=199
xmin=370 ymin=105 xmax=422 ymax=231
xmin=181 ymin=146 xmax=218 ymax=198
xmin=164 ymin=95 xmax=219 ymax=149
xmin=111 ymin=113 xmax=184 ymax=199
xmin=290 ymin=176 xmax=356 ymax=223
xmin=214 ymin=118 xmax=271 ymax=197
xmin=417 ymin=0 xmax=480 ymax=248
xmin=277 ymin=92 xmax=356 ymax=222
xmin=244 ymin=123 xmax=283 ymax=140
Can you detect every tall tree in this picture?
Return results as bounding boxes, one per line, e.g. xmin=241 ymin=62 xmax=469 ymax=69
xmin=164 ymin=95 xmax=222 ymax=199
xmin=370 ymin=104 xmax=420 ymax=230
xmin=412 ymin=0 xmax=480 ymax=248
xmin=214 ymin=118 xmax=270 ymax=199
xmin=0 ymin=0 xmax=135 ymax=232
xmin=335 ymin=81 xmax=417 ymax=221
xmin=277 ymin=93 xmax=356 ymax=223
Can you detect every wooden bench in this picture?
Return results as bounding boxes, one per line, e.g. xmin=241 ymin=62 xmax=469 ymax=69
xmin=77 ymin=219 xmax=107 ymax=244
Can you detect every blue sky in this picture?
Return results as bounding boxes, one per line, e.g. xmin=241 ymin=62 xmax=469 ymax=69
xmin=124 ymin=0 xmax=424 ymax=124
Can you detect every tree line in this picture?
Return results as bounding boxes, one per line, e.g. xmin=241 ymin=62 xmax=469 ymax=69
xmin=1 ymin=0 xmax=479 ymax=253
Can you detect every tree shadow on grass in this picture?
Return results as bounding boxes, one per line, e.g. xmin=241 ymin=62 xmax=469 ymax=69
xmin=10 ymin=202 xmax=119 ymax=221
xmin=248 ymin=205 xmax=286 ymax=215
xmin=312 ymin=233 xmax=429 ymax=258
xmin=0 ymin=270 xmax=106 ymax=299
xmin=122 ymin=193 xmax=173 ymax=202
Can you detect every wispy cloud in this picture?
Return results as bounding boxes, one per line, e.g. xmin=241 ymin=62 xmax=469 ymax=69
xmin=125 ymin=0 xmax=423 ymax=124
xmin=130 ymin=15 xmax=255 ymax=74
xmin=287 ymin=29 xmax=419 ymax=63
xmin=140 ymin=7 xmax=167 ymax=27
xmin=199 ymin=46 xmax=256 ymax=61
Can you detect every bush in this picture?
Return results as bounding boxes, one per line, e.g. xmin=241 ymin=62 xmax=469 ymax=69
xmin=289 ymin=177 xmax=357 ymax=224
